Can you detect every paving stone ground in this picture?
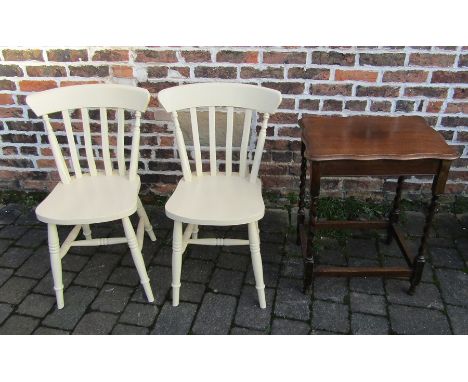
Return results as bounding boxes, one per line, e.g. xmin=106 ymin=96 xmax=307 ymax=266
xmin=0 ymin=203 xmax=467 ymax=335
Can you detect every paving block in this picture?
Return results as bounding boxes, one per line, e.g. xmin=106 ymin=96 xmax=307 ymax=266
xmin=230 ymin=327 xmax=265 ymax=335
xmin=73 ymin=312 xmax=118 ymax=334
xmin=108 ymin=266 xmax=140 ymax=287
xmin=112 ymin=324 xmax=149 ymax=335
xmin=217 ymin=252 xmax=250 ymax=272
xmin=0 ymin=276 xmax=37 ymax=304
xmin=17 ymin=293 xmax=56 ymax=317
xmin=350 ymin=292 xmax=387 ymax=316
xmin=151 ymin=302 xmax=197 ymax=335
xmin=131 ymin=265 xmax=171 ymax=306
xmin=0 ymin=268 xmax=14 ymax=287
xmin=61 ymin=254 xmax=89 ymax=273
xmin=245 ymin=262 xmax=280 ymax=288
xmin=0 ymin=225 xmax=29 ymax=240
xmin=446 ymin=305 xmax=468 ymax=335
xmin=234 ymin=286 xmax=274 ymax=330
xmin=192 ymin=293 xmax=237 ymax=335
xmin=181 ymin=258 xmax=215 ymax=283
xmin=34 ymin=326 xmax=70 ymax=335
xmin=73 ymin=252 xmax=121 ymax=288
xmin=271 ymin=318 xmax=310 ymax=335
xmin=209 ymin=268 xmax=244 ymax=296
xmin=346 ymin=238 xmax=378 ymax=259
xmin=33 ymin=270 xmax=75 ymax=296
xmin=119 ymin=302 xmax=159 ymax=327
xmin=15 ymin=247 xmax=51 ymax=279
xmin=314 ymin=277 xmax=349 ymax=304
xmin=349 ymin=277 xmax=385 ymax=295
xmin=429 ymin=247 xmax=465 ymax=270
xmin=385 ymin=279 xmax=444 ymax=310
xmin=0 ymin=246 xmax=33 ymax=268
xmin=311 ymin=300 xmax=349 ymax=334
xmin=0 ymin=314 xmax=39 ymax=334
xmin=0 ymin=302 xmax=13 ymax=325
xmin=15 ymin=228 xmax=47 ymax=248
xmin=351 ymin=313 xmax=389 ymax=335
xmin=91 ymin=284 xmax=133 ymax=313
xmin=389 ymin=305 xmax=451 ymax=334
xmin=274 ymin=278 xmax=310 ymax=321
xmin=179 ymin=282 xmax=206 ymax=304
xmin=435 ymin=269 xmax=468 ymax=307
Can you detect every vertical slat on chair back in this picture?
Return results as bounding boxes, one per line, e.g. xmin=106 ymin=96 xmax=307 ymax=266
xmin=80 ymin=108 xmax=97 ymax=176
xmin=26 ymin=84 xmax=150 ymax=183
xmin=159 ymin=83 xmax=281 ymax=182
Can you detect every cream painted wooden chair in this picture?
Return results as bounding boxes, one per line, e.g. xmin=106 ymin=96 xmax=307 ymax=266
xmin=26 ymin=84 xmax=156 ymax=309
xmin=158 ymin=83 xmax=281 ymax=309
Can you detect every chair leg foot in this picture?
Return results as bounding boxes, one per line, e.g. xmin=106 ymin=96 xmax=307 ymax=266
xmin=122 ymin=217 xmax=154 ymax=303
xmin=82 ymin=224 xmax=92 ymax=240
xmin=172 ymin=221 xmax=183 ymax=307
xmin=48 ymin=223 xmax=64 ymax=309
xmin=137 ymin=198 xmax=156 ymax=242
xmin=248 ymin=221 xmax=266 ymax=309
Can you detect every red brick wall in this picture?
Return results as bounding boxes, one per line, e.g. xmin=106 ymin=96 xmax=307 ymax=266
xmin=0 ymin=46 xmax=467 ymax=197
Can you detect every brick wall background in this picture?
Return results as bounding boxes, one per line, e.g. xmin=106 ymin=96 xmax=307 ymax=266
xmin=0 ymin=46 xmax=467 ymax=200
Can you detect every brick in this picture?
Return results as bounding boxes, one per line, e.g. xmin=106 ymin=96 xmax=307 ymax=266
xmin=47 ymin=49 xmax=88 ymax=62
xmin=271 ymin=319 xmax=310 ymax=335
xmin=288 ymin=67 xmax=329 ymax=80
xmin=69 ymin=65 xmax=109 ymax=77
xmin=370 ymin=100 xmax=392 ymax=112
xmin=389 ymin=305 xmax=450 ymax=334
xmin=382 ymin=70 xmax=428 ymax=82
xmin=453 ymin=88 xmax=468 ymax=99
xmin=322 ymin=99 xmax=343 ymax=111
xmin=135 ymin=49 xmax=177 ymax=63
xmin=299 ymin=99 xmax=320 ymax=110
xmin=395 ymin=100 xmax=415 ymax=112
xmin=310 ymin=83 xmax=352 ymax=96
xmin=263 ymin=51 xmax=306 ymax=64
xmin=311 ymin=300 xmax=349 ymax=333
xmin=0 ymin=79 xmax=16 ymax=90
xmin=26 ymin=65 xmax=67 ymax=77
xmin=312 ymin=51 xmax=354 ymax=66
xmin=431 ymin=71 xmax=468 ymax=83
xmin=112 ymin=65 xmax=133 ymax=78
xmin=445 ymin=102 xmax=468 ymax=114
xmin=92 ymin=49 xmax=129 ymax=61
xmin=459 ymin=54 xmax=468 ymax=67
xmin=0 ymin=64 xmax=23 ymax=76
xmin=19 ymin=80 xmax=57 ymax=91
xmin=240 ymin=67 xmax=283 ymax=79
xmin=360 ymin=53 xmax=405 ymax=66
xmin=441 ymin=116 xmax=468 ymax=127
xmin=351 ymin=313 xmax=389 ymax=335
xmin=426 ymin=100 xmax=444 ymax=113
xmin=409 ymin=53 xmax=455 ymax=67
xmin=181 ymin=50 xmax=211 ymax=63
xmin=216 ymin=50 xmax=258 ymax=63
xmin=335 ymin=70 xmax=377 ymax=82
xmin=42 ymin=286 xmax=98 ymax=330
xmin=345 ymin=100 xmax=367 ymax=111
xmin=3 ymin=49 xmax=43 ymax=61
xmin=194 ymin=66 xmax=237 ymax=79
xmin=263 ymin=81 xmax=304 ymax=94
xmin=404 ymin=86 xmax=448 ymax=98
xmin=151 ymin=302 xmax=197 ymax=334
xmin=0 ymin=314 xmax=39 ymax=334
xmin=17 ymin=293 xmax=56 ymax=317
xmin=147 ymin=66 xmax=169 ymax=78
xmin=356 ymin=85 xmax=399 ymax=97
xmin=0 ymin=107 xmax=23 ymax=118
xmin=192 ymin=293 xmax=236 ymax=335
xmin=0 ymin=276 xmax=37 ymax=304
xmin=73 ymin=312 xmax=118 ymax=334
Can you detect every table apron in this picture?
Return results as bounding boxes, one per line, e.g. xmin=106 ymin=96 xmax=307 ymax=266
xmin=317 ymin=159 xmax=441 ymax=177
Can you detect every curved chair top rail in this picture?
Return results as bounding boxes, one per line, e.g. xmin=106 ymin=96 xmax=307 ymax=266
xmin=26 ymin=84 xmax=150 ymax=117
xmin=158 ymin=82 xmax=282 ymax=113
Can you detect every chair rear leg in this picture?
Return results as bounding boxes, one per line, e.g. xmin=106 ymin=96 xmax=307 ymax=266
xmin=137 ymin=198 xmax=156 ymax=241
xmin=82 ymin=224 xmax=92 ymax=240
xmin=192 ymin=224 xmax=199 ymax=239
xmin=122 ymin=217 xmax=154 ymax=302
xmin=172 ymin=221 xmax=183 ymax=306
xmin=48 ymin=223 xmax=64 ymax=309
xmin=248 ymin=221 xmax=266 ymax=309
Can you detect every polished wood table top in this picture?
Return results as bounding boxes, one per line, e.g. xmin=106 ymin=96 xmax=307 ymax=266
xmin=299 ymin=116 xmax=459 ymax=161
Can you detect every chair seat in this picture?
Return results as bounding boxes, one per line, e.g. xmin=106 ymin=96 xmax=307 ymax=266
xmin=165 ymin=174 xmax=264 ymax=226
xmin=36 ymin=174 xmax=140 ymax=225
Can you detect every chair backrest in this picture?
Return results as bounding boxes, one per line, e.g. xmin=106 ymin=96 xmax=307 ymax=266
xmin=158 ymin=83 xmax=282 ymax=183
xmin=26 ymin=84 xmax=150 ymax=184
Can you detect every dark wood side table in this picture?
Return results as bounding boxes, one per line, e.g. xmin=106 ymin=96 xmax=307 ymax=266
xmin=297 ymin=116 xmax=459 ymax=294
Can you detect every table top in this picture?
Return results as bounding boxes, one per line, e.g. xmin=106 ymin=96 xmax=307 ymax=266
xmin=299 ymin=116 xmax=459 ymax=161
